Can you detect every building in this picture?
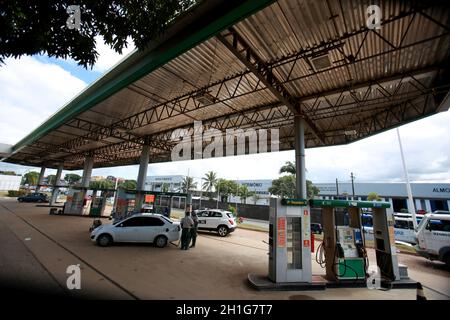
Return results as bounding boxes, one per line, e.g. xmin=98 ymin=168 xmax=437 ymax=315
xmin=230 ymin=179 xmax=273 ymax=205
xmin=315 ymin=182 xmax=450 ymax=213
xmin=0 ymin=174 xmax=22 ymax=191
xmin=145 ymin=175 xmax=184 ymax=192
xmin=90 ymin=176 xmax=106 ymax=182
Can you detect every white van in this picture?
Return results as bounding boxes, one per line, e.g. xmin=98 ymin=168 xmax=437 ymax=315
xmin=414 ymin=213 xmax=450 ymax=268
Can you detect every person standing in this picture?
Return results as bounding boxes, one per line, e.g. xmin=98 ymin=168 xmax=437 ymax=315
xmin=190 ymin=211 xmax=199 ymax=248
xmin=180 ymin=211 xmax=194 ymax=250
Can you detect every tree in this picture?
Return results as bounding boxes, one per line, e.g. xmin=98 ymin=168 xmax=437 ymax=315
xmin=46 ymin=174 xmax=56 ymax=185
xmin=269 ymin=175 xmax=320 ymax=199
xmin=161 ymin=183 xmax=170 ymax=192
xmin=367 ymin=192 xmax=381 ymax=201
xmin=252 ymin=193 xmax=261 ymax=205
xmin=23 ymin=171 xmax=40 ymax=186
xmin=0 ymin=1 xmax=196 ymax=68
xmin=279 ymin=161 xmax=296 ymax=175
xmin=89 ymin=180 xmax=115 ymax=190
xmin=214 ymin=179 xmax=238 ymax=202
xmin=269 ymin=175 xmax=296 ymax=199
xmin=181 ymin=176 xmax=197 ymax=193
xmin=118 ymin=179 xmax=137 ymax=190
xmin=202 ymin=171 xmax=217 ymax=191
xmin=238 ymin=185 xmax=255 ymax=204
xmin=64 ymin=173 xmax=82 ymax=185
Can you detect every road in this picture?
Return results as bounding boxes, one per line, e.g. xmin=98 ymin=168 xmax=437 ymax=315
xmin=0 ymin=199 xmax=448 ymax=300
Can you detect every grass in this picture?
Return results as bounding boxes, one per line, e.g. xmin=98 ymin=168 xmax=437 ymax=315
xmin=237 ymin=223 xmax=269 ymax=232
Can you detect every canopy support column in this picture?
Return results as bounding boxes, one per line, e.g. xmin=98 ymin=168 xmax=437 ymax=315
xmin=50 ymin=164 xmax=63 ymax=205
xmin=136 ymin=145 xmax=150 ymax=210
xmin=36 ymin=167 xmax=46 ymax=191
xmin=294 ymin=116 xmax=307 ymax=199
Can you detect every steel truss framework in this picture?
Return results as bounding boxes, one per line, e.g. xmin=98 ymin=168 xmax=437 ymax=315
xmin=6 ymin=2 xmax=450 ymax=169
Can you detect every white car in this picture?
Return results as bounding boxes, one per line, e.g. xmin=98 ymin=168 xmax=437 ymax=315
xmin=414 ymin=213 xmax=450 ymax=268
xmin=90 ymin=214 xmax=181 ymax=248
xmin=194 ymin=209 xmax=236 ymax=237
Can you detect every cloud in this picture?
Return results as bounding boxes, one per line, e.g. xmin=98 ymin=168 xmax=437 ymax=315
xmin=0 ymin=56 xmax=87 ymax=145
xmin=92 ymin=36 xmax=135 ymax=73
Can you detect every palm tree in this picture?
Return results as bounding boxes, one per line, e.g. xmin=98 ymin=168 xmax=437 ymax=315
xmin=202 ymin=171 xmax=217 ymax=192
xmin=238 ymin=185 xmax=254 ymax=204
xmin=181 ymin=176 xmax=197 ymax=193
xmin=279 ymin=161 xmax=296 ymax=175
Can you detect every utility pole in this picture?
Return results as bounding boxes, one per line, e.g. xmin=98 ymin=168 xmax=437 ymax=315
xmin=396 ymin=128 xmax=417 ymax=230
xmin=350 ymin=172 xmax=355 ymax=200
xmin=336 ymin=178 xmax=339 ymax=197
xmin=216 ymin=183 xmax=220 ymax=209
xmin=235 ymin=178 xmax=239 ymax=214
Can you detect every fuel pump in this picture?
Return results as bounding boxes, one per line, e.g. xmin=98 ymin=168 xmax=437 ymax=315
xmin=334 ymin=226 xmax=366 ymax=280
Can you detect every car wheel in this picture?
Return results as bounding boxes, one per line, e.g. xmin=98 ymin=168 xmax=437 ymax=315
xmin=18 ymin=199 xmax=23 ymax=202
xmin=37 ymin=199 xmax=43 ymax=203
xmin=154 ymin=235 xmax=168 ymax=248
xmin=97 ymin=234 xmax=113 ymax=247
xmin=217 ymin=226 xmax=229 ymax=237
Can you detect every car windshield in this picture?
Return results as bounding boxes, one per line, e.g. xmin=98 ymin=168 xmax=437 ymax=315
xmin=160 ymin=216 xmax=173 ymax=224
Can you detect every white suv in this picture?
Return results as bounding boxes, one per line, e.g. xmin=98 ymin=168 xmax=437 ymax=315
xmin=90 ymin=214 xmax=181 ymax=248
xmin=195 ymin=209 xmax=236 ymax=237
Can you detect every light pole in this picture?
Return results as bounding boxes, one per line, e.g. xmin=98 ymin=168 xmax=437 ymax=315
xmin=396 ymin=128 xmax=417 ymax=230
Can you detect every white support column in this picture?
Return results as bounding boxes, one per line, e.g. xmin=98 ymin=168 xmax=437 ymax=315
xmin=50 ymin=164 xmax=64 ymax=205
xmin=425 ymin=200 xmax=432 ymax=213
xmin=387 ymin=198 xmax=394 ymax=215
xmin=415 ymin=199 xmax=422 ymax=211
xmin=447 ymin=200 xmax=450 ymax=211
xmin=294 ymin=116 xmax=306 ymax=199
xmin=135 ymin=145 xmax=150 ymax=210
xmin=36 ymin=167 xmax=46 ymax=191
xmin=81 ymin=156 xmax=94 ymax=188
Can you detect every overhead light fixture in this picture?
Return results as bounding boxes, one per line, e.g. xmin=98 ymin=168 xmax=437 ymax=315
xmin=193 ymin=90 xmax=216 ymax=105
xmin=309 ymin=54 xmax=332 ymax=71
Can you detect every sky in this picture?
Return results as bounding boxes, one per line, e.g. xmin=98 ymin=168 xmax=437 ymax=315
xmin=0 ymin=36 xmax=449 ymax=186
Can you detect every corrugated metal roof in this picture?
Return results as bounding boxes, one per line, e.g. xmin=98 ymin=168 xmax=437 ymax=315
xmin=3 ymin=0 xmax=450 ymax=169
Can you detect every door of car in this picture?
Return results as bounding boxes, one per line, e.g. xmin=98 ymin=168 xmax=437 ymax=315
xmin=208 ymin=211 xmax=223 ymax=229
xmin=138 ymin=217 xmax=165 ymax=242
xmin=113 ymin=217 xmax=141 ymax=242
xmin=196 ymin=211 xmax=209 ymax=229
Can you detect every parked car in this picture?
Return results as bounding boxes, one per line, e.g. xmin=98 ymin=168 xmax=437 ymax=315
xmin=17 ymin=193 xmax=48 ymax=203
xmin=414 ymin=213 xmax=450 ymax=268
xmin=90 ymin=213 xmax=181 ymax=248
xmin=311 ymin=223 xmax=323 ymax=234
xmin=194 ymin=209 xmax=236 ymax=237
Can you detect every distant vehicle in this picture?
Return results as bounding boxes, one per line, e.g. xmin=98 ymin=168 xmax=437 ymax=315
xmin=90 ymin=213 xmax=181 ymax=248
xmin=414 ymin=213 xmax=450 ymax=268
xmin=17 ymin=193 xmax=48 ymax=203
xmin=311 ymin=223 xmax=323 ymax=234
xmin=194 ymin=209 xmax=236 ymax=237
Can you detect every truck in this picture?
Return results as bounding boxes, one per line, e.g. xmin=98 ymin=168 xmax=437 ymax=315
xmin=414 ymin=213 xmax=450 ymax=268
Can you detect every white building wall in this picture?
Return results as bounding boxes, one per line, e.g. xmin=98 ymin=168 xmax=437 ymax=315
xmin=0 ymin=174 xmax=22 ymax=191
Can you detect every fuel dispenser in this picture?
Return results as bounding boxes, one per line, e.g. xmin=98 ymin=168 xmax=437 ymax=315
xmin=268 ymin=198 xmax=312 ymax=283
xmin=312 ymin=199 xmax=400 ymax=285
xmin=64 ymin=188 xmax=91 ymax=215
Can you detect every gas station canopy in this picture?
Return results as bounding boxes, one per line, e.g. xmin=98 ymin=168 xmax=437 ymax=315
xmin=2 ymin=0 xmax=450 ymax=170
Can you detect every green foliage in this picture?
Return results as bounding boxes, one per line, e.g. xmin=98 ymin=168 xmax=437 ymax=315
xmin=269 ymin=174 xmax=320 ymax=199
xmin=228 ymin=205 xmax=236 ymax=215
xmin=118 ymin=179 xmax=137 ymax=190
xmin=237 ymin=184 xmax=255 ymax=204
xmin=161 ymin=183 xmax=169 ymax=192
xmin=64 ymin=173 xmax=82 ymax=185
xmin=0 ymin=1 xmax=196 ymax=68
xmin=89 ymin=180 xmax=115 ymax=190
xmin=202 ymin=171 xmax=217 ymax=192
xmin=46 ymin=174 xmax=56 ymax=185
xmin=181 ymin=176 xmax=197 ymax=193
xmin=7 ymin=190 xmax=28 ymax=197
xmin=279 ymin=161 xmax=296 ymax=175
xmin=214 ymin=179 xmax=238 ymax=202
xmin=0 ymin=171 xmax=17 ymax=176
xmin=269 ymin=175 xmax=296 ymax=199
xmin=23 ymin=171 xmax=40 ymax=186
xmin=367 ymin=192 xmax=381 ymax=201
